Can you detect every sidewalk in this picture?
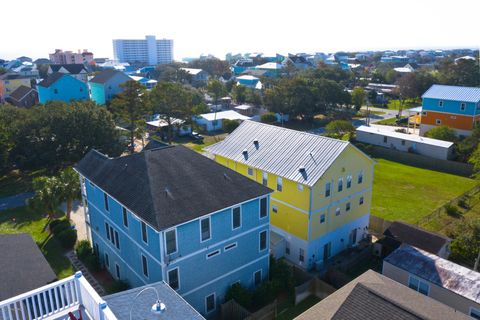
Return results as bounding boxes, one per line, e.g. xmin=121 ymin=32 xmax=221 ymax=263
xmin=61 ymin=200 xmax=88 ymax=241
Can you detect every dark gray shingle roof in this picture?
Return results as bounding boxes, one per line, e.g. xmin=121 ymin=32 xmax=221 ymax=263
xmin=75 ymin=146 xmax=272 ymax=231
xmin=89 ymin=69 xmax=129 ymax=84
xmin=383 ymin=221 xmax=451 ymax=255
xmin=8 ymin=85 xmax=35 ymax=101
xmin=38 ymin=72 xmax=65 ymax=87
xmin=0 ymin=233 xmax=57 ymax=300
xmin=296 ymin=270 xmax=471 ymax=320
xmin=49 ymin=64 xmax=87 ymax=74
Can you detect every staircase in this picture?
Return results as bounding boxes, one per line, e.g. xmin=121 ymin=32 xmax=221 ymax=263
xmin=66 ymin=251 xmax=106 ymax=296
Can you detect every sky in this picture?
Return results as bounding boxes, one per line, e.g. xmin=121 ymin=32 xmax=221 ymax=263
xmin=2 ymin=0 xmax=479 ymax=61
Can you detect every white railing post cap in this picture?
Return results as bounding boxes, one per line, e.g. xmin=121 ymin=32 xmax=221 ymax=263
xmin=100 ymin=301 xmax=108 ymax=309
xmin=75 ymin=271 xmax=83 ymax=278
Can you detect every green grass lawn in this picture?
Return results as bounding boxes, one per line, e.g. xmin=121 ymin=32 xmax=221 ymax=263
xmin=372 ymin=159 xmax=479 ymax=224
xmin=182 ymin=134 xmax=227 ymax=152
xmin=0 ymin=206 xmax=74 ymax=278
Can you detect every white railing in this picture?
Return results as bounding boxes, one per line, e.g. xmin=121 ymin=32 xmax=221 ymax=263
xmin=0 ymin=272 xmax=117 ymax=320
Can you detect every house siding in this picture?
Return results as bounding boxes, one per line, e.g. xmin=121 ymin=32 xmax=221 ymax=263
xmin=82 ymin=177 xmax=270 ymax=318
xmin=38 ymin=75 xmax=89 ymax=104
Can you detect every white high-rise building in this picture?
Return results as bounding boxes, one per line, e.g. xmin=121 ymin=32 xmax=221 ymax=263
xmin=112 ymin=35 xmax=173 ymax=65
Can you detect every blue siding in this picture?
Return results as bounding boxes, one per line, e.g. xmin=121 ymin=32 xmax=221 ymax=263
xmin=423 ymin=97 xmax=477 ymax=116
xmin=89 ymin=83 xmax=106 ymax=105
xmin=83 ymin=177 xmax=270 ymax=318
xmin=38 ymin=75 xmax=89 ymax=104
xmin=89 ymin=73 xmax=130 ymax=105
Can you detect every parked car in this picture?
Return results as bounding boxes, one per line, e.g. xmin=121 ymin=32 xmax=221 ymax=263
xmin=190 ymin=131 xmax=204 ymax=142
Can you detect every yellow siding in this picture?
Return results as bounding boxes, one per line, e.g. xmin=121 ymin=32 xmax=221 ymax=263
xmin=310 ymin=145 xmax=373 ymax=239
xmin=214 ymin=146 xmax=374 ymax=242
xmin=1 ymin=79 xmax=31 ymax=96
xmin=215 ymin=155 xmax=311 ymax=240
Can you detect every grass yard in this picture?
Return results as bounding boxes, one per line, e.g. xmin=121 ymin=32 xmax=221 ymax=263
xmin=0 ymin=206 xmax=74 ymax=279
xmin=372 ymin=159 xmax=478 ymax=224
xmin=182 ymin=133 xmax=227 ymax=152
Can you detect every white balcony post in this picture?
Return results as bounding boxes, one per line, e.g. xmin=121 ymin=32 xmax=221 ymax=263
xmin=74 ymin=271 xmax=83 ymax=306
xmin=99 ymin=301 xmax=108 ymax=320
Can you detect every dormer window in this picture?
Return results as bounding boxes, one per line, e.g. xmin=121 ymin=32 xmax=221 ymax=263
xmin=438 ymin=100 xmax=443 ymax=107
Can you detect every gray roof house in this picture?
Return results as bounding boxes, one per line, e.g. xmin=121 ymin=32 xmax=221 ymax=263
xmin=296 ymin=270 xmax=471 ymax=320
xmin=0 ymin=233 xmax=57 ymax=300
xmin=383 ymin=244 xmax=480 ymax=319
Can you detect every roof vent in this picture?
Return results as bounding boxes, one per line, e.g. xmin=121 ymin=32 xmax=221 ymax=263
xmin=223 ymin=173 xmax=231 ymax=181
xmin=253 ymin=139 xmax=259 ymax=145
xmin=298 ymin=166 xmax=306 ymax=172
xmin=242 ymin=149 xmax=248 ymax=154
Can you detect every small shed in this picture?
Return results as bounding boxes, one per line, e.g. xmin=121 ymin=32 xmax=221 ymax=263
xmin=356 ymin=125 xmax=454 ymax=160
xmin=193 ymin=110 xmax=251 ymax=132
xmin=146 ymin=118 xmax=191 ymax=138
xmin=234 ymin=104 xmax=254 ymax=116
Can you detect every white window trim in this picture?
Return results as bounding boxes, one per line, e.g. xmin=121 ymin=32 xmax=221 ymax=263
xmin=206 ymin=249 xmax=221 ymax=259
xmin=141 ymin=254 xmax=149 ymax=279
xmin=320 ymin=214 xmax=326 ymax=224
xmin=232 ymin=206 xmax=242 ymax=230
xmin=346 ymin=175 xmax=352 ymax=188
xmin=205 ymin=292 xmax=216 ymax=314
xmin=224 ymin=242 xmax=237 ymax=252
xmin=259 ymin=230 xmax=267 ymax=252
xmin=259 ymin=197 xmax=268 ymax=219
xmin=408 ymin=275 xmax=429 ymax=295
xmin=200 ymin=216 xmax=212 ymax=243
xmin=335 ymin=207 xmax=341 ymax=216
xmin=164 ymin=228 xmax=178 ymax=255
xmin=253 ymin=269 xmax=262 ymax=286
xmin=470 ymin=307 xmax=480 ymax=319
xmin=276 ymin=177 xmax=283 ymax=192
xmin=167 ymin=267 xmax=181 ymax=291
xmin=141 ymin=221 xmax=148 ymax=245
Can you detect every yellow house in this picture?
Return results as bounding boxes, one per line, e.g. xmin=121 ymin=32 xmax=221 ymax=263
xmin=205 ymin=121 xmax=375 ymax=269
xmin=0 ymin=73 xmax=32 ymax=101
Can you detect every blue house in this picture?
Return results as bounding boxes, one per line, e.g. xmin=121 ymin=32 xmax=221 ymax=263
xmin=89 ymin=69 xmax=132 ymax=105
xmin=37 ymin=72 xmax=89 ymax=104
xmin=75 ymin=145 xmax=272 ymax=318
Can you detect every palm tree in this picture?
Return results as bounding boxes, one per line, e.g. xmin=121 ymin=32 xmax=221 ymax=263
xmin=29 ymin=176 xmax=63 ymax=221
xmin=59 ymin=168 xmax=80 ymax=221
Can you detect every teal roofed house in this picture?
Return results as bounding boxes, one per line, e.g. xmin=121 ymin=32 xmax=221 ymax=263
xmin=89 ymin=69 xmax=131 ymax=105
xmin=37 ymin=72 xmax=89 ymax=104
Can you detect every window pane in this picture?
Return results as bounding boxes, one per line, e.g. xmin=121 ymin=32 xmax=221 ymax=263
xmin=104 ymin=193 xmax=109 ymax=211
xmin=260 ymin=198 xmax=267 ymax=218
xmin=260 ymin=231 xmax=267 ymax=250
xmin=105 ymin=223 xmax=110 ymax=240
xmin=232 ymin=207 xmax=241 ymax=229
xmin=122 ymin=207 xmax=128 ymax=227
xmin=168 ymin=269 xmax=179 ymax=290
xmin=206 ymin=294 xmax=215 ymax=312
xmin=419 ymin=282 xmax=429 ymax=295
xmin=142 ymin=255 xmax=148 ymax=277
xmin=141 ymin=222 xmax=148 ymax=243
xmin=166 ymin=230 xmax=177 ymax=254
xmin=325 ymin=182 xmax=331 ymax=197
xmin=408 ymin=277 xmax=419 ymax=290
xmin=115 ymin=231 xmax=120 ymax=249
xmin=201 ymin=218 xmax=210 ymax=241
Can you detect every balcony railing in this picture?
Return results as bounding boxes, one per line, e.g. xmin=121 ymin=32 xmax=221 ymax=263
xmin=0 ymin=272 xmax=117 ymax=320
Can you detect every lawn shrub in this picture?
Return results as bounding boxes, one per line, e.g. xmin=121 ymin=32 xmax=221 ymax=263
xmin=57 ymin=229 xmax=77 ymax=249
xmin=252 ymin=281 xmax=279 ymax=309
xmin=225 ymin=283 xmax=253 ymax=309
xmin=50 ymin=219 xmax=71 ymax=235
xmin=261 ymin=112 xmax=277 ymax=124
xmin=76 ymin=240 xmax=93 ymax=260
xmin=444 ymin=203 xmax=461 ymax=217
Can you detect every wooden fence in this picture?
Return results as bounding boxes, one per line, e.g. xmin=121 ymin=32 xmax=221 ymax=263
xmin=221 ymin=299 xmax=277 ymax=320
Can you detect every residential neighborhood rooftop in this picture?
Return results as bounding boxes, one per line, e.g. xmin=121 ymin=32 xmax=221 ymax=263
xmin=8 ymin=85 xmax=36 ymax=101
xmin=104 ymin=281 xmax=205 ymax=320
xmin=89 ymin=69 xmax=125 ymax=84
xmin=295 ymin=270 xmax=471 ymax=320
xmin=383 ymin=221 xmax=451 ymax=255
xmin=356 ymin=125 xmax=454 ymax=148
xmin=0 ymin=233 xmax=57 ymax=301
xmin=75 ymin=145 xmax=272 ymax=230
xmin=49 ymin=64 xmax=88 ymax=75
xmin=421 ymin=84 xmax=480 ymax=103
xmin=384 ymin=244 xmax=480 ymax=303
xmin=199 ymin=110 xmax=251 ymax=121
xmin=206 ymin=120 xmax=354 ymax=187
xmin=37 ymin=72 xmax=66 ymax=87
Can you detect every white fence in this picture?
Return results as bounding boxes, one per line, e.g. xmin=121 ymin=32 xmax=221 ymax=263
xmin=0 ymin=272 xmax=116 ymax=320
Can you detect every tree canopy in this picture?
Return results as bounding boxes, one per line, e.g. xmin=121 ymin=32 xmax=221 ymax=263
xmin=424 ymin=125 xmax=457 ymax=142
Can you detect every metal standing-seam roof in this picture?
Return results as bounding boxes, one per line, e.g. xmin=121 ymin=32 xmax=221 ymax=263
xmin=205 ymin=121 xmax=357 ymax=187
xmin=422 ymin=84 xmax=480 ymax=103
